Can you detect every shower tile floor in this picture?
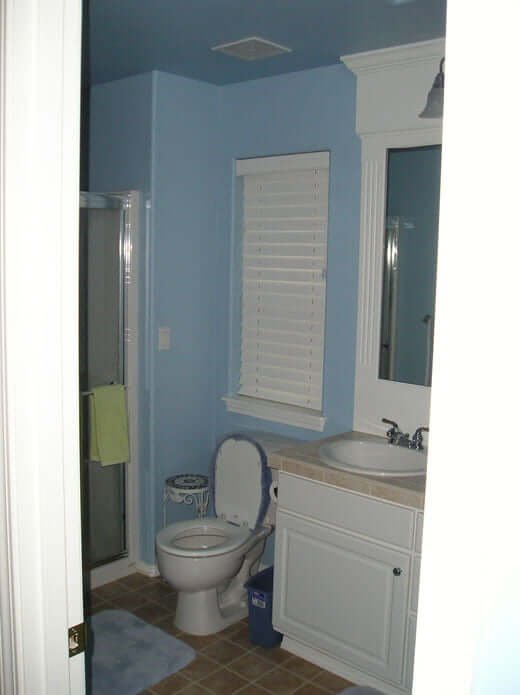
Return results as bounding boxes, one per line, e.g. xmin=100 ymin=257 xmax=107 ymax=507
xmin=87 ymin=573 xmax=357 ymax=695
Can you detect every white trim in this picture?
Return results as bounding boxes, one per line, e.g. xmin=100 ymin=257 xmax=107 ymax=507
xmin=223 ymin=395 xmax=326 ymax=432
xmin=342 ymin=39 xmax=445 ymax=75
xmin=343 ymin=41 xmax=443 ymax=436
xmin=135 ymin=561 xmax=161 ymax=579
xmin=1 ymin=0 xmax=84 ymax=692
xmin=0 ymin=2 xmax=17 ymax=691
xmin=124 ymin=191 xmax=141 ymax=574
xmin=90 ymin=562 xmax=159 ymax=591
xmin=236 ymin=151 xmax=329 ymax=176
xmin=342 ymin=39 xmax=445 ymax=137
xmin=90 ymin=558 xmax=138 ymax=590
xmin=353 ymin=130 xmax=441 ymax=436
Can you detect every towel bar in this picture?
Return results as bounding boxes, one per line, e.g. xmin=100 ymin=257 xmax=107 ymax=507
xmin=81 ymin=385 xmax=127 ymax=396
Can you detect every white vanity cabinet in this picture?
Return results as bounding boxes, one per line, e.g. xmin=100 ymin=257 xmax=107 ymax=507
xmin=273 ymin=472 xmax=423 ymax=694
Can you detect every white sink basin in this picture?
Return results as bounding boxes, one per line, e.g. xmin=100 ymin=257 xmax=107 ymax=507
xmin=319 ymin=436 xmax=426 ymax=477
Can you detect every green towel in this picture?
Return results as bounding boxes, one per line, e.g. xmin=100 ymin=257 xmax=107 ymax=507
xmin=88 ymin=384 xmax=130 ymax=466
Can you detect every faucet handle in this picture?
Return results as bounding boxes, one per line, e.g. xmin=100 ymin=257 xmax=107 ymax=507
xmin=382 ymin=417 xmax=399 ymax=429
xmin=382 ymin=418 xmax=402 ymax=443
xmin=411 ymin=426 xmax=429 ymax=450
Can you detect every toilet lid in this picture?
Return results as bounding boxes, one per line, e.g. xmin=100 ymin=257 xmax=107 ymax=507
xmin=211 ymin=435 xmax=271 ymax=530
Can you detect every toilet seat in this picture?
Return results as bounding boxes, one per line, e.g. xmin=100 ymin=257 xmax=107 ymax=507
xmin=156 ymin=518 xmax=252 ymax=559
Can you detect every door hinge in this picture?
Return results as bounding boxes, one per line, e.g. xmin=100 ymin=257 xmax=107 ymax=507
xmin=68 ymin=622 xmax=86 ymax=657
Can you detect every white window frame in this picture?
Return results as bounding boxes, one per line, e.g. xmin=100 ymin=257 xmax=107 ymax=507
xmin=223 ymin=152 xmax=329 ymax=432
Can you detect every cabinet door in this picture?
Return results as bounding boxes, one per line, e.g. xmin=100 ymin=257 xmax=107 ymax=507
xmin=274 ymin=511 xmax=410 ymax=685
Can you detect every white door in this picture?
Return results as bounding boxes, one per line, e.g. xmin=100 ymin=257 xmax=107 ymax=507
xmin=0 ymin=0 xmax=85 ymax=693
xmin=274 ymin=511 xmax=410 ymax=685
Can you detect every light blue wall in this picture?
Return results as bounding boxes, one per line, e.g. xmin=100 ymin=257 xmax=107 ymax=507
xmin=89 ymin=72 xmax=155 ymax=563
xmin=147 ymin=72 xmax=219 ymax=561
xmin=214 ymin=65 xmax=360 ymax=443
xmin=89 ymin=64 xmax=361 ymax=566
xmin=89 ymin=72 xmax=153 ymax=193
xmin=89 ymin=71 xmax=220 ymax=564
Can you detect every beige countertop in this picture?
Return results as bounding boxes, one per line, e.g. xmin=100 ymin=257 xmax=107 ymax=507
xmin=268 ymin=431 xmax=426 ymax=510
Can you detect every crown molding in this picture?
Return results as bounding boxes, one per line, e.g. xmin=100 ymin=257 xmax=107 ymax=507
xmin=341 ymin=38 xmax=445 ymax=76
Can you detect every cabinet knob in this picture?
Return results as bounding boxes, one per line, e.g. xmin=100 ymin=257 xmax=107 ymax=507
xmin=393 ymin=567 xmax=402 ymax=576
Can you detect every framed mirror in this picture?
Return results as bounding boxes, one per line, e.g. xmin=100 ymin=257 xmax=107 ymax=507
xmin=379 ymin=145 xmax=441 ymax=387
xmin=343 ymin=38 xmax=444 ymax=435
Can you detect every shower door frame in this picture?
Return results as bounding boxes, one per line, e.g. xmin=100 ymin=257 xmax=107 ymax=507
xmin=81 ymin=190 xmax=141 ymax=589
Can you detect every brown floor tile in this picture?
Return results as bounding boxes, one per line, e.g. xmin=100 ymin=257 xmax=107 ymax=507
xmin=92 ymin=573 xmax=351 ymax=695
xmin=177 ymin=685 xmax=213 ymax=695
xmin=201 ymin=638 xmax=246 ymax=665
xmin=179 ymin=654 xmax=220 ymax=681
xmin=292 ymin=684 xmax=331 ymax=695
xmin=119 ymin=572 xmax=156 ymax=590
xmin=87 ymin=600 xmax=113 ymax=616
xmin=133 ymin=601 xmax=172 ymax=624
xmin=252 ymin=645 xmax=293 ymax=665
xmin=311 ymin=670 xmax=355 ymax=692
xmin=150 ymin=671 xmax=191 ymax=694
xmin=218 ymin=621 xmax=247 ymax=640
xmin=111 ymin=590 xmax=151 ymax=611
xmin=137 ymin=582 xmax=176 ymax=602
xmin=227 ymin=652 xmax=275 ymax=680
xmin=283 ymin=655 xmax=323 ymax=680
xmin=199 ymin=667 xmax=248 ymax=694
xmin=226 ymin=624 xmax=254 ymax=650
xmin=88 ymin=592 xmax=109 ymax=609
xmin=156 ymin=593 xmax=179 ymax=612
xmin=93 ymin=579 xmax=127 ymax=599
xmin=255 ymin=666 xmax=305 ymax=694
xmin=178 ymin=631 xmax=219 ymax=650
xmin=155 ymin=616 xmax=180 ymax=635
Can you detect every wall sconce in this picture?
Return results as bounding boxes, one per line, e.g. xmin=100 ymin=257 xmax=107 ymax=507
xmin=419 ymin=57 xmax=444 ymax=118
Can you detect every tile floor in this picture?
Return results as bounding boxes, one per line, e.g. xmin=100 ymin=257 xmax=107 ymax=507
xmin=87 ymin=572 xmax=357 ymax=695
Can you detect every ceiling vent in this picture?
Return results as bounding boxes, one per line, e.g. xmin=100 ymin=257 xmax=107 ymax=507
xmin=211 ymin=36 xmax=292 ymax=62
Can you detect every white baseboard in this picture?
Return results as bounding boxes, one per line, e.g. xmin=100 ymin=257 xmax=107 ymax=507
xmin=89 ymin=557 xmax=136 ymax=589
xmin=281 ymin=635 xmax=408 ymax=695
xmin=89 ymin=559 xmax=160 ymax=589
xmin=135 ymin=561 xmax=160 ymax=578
xmin=91 ymin=558 xmax=267 ymax=589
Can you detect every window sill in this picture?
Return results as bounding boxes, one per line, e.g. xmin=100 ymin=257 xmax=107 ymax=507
xmin=222 ymin=395 xmax=326 ymax=432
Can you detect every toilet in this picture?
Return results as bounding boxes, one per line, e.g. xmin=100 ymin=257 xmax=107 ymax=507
xmin=156 ymin=433 xmax=293 ymax=636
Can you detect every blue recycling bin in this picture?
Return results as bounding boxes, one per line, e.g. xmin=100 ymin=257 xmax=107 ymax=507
xmin=244 ymin=566 xmax=282 ymax=648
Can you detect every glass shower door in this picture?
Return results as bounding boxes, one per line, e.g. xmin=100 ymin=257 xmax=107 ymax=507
xmin=79 ymin=192 xmax=128 ymax=568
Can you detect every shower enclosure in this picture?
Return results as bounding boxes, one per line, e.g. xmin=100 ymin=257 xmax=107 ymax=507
xmin=79 ymin=191 xmax=138 ymax=574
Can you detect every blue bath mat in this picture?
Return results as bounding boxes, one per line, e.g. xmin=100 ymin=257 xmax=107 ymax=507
xmin=87 ymin=609 xmax=195 ymax=695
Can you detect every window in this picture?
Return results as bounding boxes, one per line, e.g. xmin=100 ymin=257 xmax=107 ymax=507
xmin=224 ymin=152 xmax=330 ymax=431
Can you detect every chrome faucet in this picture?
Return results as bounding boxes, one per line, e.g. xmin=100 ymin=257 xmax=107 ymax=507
xmin=410 ymin=426 xmax=429 ymax=451
xmin=382 ymin=419 xmax=429 ymax=450
xmin=382 ymin=418 xmax=410 ymax=447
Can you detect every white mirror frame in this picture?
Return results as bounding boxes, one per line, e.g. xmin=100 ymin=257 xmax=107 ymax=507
xmin=342 ymin=39 xmax=444 ymax=436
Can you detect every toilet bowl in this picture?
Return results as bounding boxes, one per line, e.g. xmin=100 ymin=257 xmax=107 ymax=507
xmin=156 ymin=433 xmax=287 ymax=635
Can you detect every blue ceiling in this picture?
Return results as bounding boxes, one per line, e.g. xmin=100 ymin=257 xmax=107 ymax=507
xmin=87 ymin=0 xmax=446 ymax=86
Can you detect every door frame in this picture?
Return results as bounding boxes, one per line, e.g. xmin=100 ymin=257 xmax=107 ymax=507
xmin=0 ymin=0 xmax=85 ymax=692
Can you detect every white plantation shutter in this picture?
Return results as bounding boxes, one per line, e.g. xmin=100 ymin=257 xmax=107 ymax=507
xmin=236 ymin=152 xmax=329 ymax=411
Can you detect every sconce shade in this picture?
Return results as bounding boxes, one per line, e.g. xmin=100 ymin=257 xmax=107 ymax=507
xmin=419 ymin=58 xmax=445 ymax=118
